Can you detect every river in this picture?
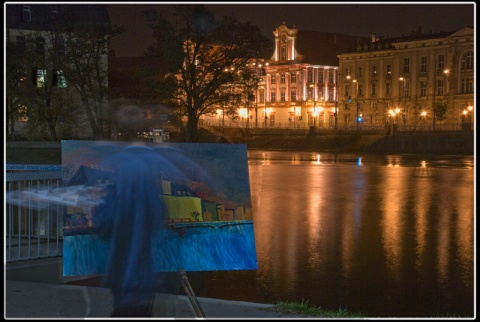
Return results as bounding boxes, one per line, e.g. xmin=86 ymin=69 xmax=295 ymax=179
xmin=200 ymin=151 xmax=475 ymax=318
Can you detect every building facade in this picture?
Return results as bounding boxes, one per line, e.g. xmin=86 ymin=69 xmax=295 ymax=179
xmin=5 ymin=3 xmax=111 ymax=140
xmin=201 ymin=22 xmax=370 ymax=129
xmin=337 ymin=27 xmax=474 ymax=130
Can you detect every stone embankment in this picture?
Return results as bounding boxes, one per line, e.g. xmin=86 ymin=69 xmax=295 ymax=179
xmin=5 ymin=128 xmax=474 ymax=165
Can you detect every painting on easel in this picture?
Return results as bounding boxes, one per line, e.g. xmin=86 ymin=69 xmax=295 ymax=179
xmin=61 ymin=140 xmax=257 ymax=275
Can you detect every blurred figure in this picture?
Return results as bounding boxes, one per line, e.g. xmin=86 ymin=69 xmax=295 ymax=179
xmin=94 ymin=141 xmax=167 ymax=317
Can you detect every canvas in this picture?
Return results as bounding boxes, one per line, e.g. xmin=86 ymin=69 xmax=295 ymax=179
xmin=61 ymin=140 xmax=257 ymax=275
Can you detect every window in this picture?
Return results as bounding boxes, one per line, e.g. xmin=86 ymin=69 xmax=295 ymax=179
xmin=291 ymin=89 xmax=296 ymax=101
xmin=280 ymin=73 xmax=286 ymax=84
xmin=55 ymin=70 xmax=67 ymax=88
xmin=387 ymin=64 xmax=392 ymax=75
xmin=404 ymin=80 xmax=409 ymax=98
xmin=291 ymin=73 xmax=296 ymax=84
xmin=461 ymin=51 xmax=473 ymax=70
xmin=345 ymin=84 xmax=350 ymax=97
xmin=281 ymin=46 xmax=287 ymax=60
xmin=281 ymin=90 xmax=286 ymax=102
xmin=49 ymin=6 xmax=58 ymax=24
xmin=420 ymin=81 xmax=427 ymax=96
xmin=307 ymin=70 xmax=312 ymax=83
xmin=36 ymin=37 xmax=45 ymax=56
xmin=22 ymin=5 xmax=31 ymax=21
xmin=436 ymin=79 xmax=444 ymax=95
xmin=385 ymin=82 xmax=391 ymax=95
xmin=372 ymin=66 xmax=377 ymax=76
xmin=307 ymin=88 xmax=313 ymax=100
xmin=420 ymin=56 xmax=427 ymax=72
xmin=16 ymin=36 xmax=26 ymax=54
xmin=259 ymin=90 xmax=265 ymax=103
xmin=319 ymin=71 xmax=324 ymax=83
xmin=57 ymin=36 xmax=65 ymax=55
xmin=328 ymin=71 xmax=333 ymax=84
xmin=437 ymin=54 xmax=445 ymax=70
xmin=270 ymin=74 xmax=276 ymax=84
xmin=345 ymin=67 xmax=351 ymax=77
xmin=18 ymin=105 xmax=28 ymax=122
xmin=461 ymin=77 xmax=473 ymax=94
xmin=270 ymin=90 xmax=276 ymax=102
xmin=403 ymin=58 xmax=410 ymax=73
xmin=358 ymin=84 xmax=363 ymax=96
xmin=371 ymin=102 xmax=377 ymax=110
xmin=357 ymin=67 xmax=363 ymax=78
xmin=371 ymin=83 xmax=376 ymax=96
xmin=34 ymin=68 xmax=46 ymax=87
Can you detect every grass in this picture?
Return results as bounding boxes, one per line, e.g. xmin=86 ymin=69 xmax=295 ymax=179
xmin=273 ymin=300 xmax=469 ymax=318
xmin=273 ymin=299 xmax=367 ymax=318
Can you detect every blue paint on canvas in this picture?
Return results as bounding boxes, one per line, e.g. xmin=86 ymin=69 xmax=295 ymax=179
xmin=62 ymin=140 xmax=257 ymax=276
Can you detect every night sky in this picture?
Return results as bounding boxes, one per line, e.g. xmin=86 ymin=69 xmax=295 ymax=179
xmin=107 ymin=2 xmax=475 ymax=57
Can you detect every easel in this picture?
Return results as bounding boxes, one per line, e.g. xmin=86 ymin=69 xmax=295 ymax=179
xmin=178 ymin=268 xmax=206 ymax=317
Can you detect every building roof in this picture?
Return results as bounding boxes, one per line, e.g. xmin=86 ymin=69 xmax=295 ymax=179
xmin=294 ymin=29 xmax=369 ymax=65
xmin=5 ymin=3 xmax=111 ymax=32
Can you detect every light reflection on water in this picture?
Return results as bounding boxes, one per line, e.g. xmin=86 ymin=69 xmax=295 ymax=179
xmin=203 ymin=151 xmax=474 ymax=317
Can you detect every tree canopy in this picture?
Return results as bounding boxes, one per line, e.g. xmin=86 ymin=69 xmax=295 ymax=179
xmin=145 ymin=4 xmax=272 ymax=142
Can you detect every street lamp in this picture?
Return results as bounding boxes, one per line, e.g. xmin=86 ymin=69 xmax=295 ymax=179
xmin=352 ymin=79 xmax=360 ymax=129
xmin=309 ymin=83 xmax=317 ymax=128
xmin=432 ymin=66 xmax=450 ymax=130
xmin=399 ymin=77 xmax=407 ymax=127
xmin=334 ymin=69 xmax=338 ymax=130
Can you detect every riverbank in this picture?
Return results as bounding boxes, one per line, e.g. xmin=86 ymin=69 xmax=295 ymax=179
xmin=5 ymin=129 xmax=474 ymax=165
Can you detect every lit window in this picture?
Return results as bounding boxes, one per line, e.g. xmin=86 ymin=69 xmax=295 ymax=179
xmin=36 ymin=69 xmax=46 ymax=87
xmin=56 ymin=70 xmax=67 ymax=88
xmin=18 ymin=105 xmax=28 ymax=122
xmin=280 ymin=73 xmax=285 ymax=84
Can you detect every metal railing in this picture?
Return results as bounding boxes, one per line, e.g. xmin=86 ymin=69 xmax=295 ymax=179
xmin=6 ymin=165 xmax=64 ymax=262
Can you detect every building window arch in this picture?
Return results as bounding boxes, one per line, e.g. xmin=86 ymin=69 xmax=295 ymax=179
xmin=281 ymin=45 xmax=287 ymax=60
xmin=461 ymin=51 xmax=473 ymax=70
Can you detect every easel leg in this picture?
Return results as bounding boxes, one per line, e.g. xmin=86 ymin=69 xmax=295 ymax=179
xmin=178 ymin=268 xmax=206 ymax=318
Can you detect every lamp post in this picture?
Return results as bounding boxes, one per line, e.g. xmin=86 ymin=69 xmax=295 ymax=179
xmin=352 ymin=79 xmax=359 ymax=129
xmin=334 ymin=69 xmax=338 ymax=130
xmin=309 ymin=83 xmax=317 ymax=127
xmin=432 ymin=65 xmax=450 ymax=130
xmin=399 ymin=77 xmax=407 ymax=127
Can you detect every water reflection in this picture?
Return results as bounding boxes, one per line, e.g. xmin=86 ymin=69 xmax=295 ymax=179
xmin=204 ymin=151 xmax=474 ymax=317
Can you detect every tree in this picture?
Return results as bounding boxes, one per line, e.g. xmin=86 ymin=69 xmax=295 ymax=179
xmin=5 ymin=32 xmax=30 ymax=140
xmin=145 ymin=4 xmax=272 ymax=142
xmin=60 ymin=17 xmax=123 ymax=139
xmin=434 ymin=101 xmax=448 ymax=122
xmin=6 ymin=4 xmax=123 ymax=141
